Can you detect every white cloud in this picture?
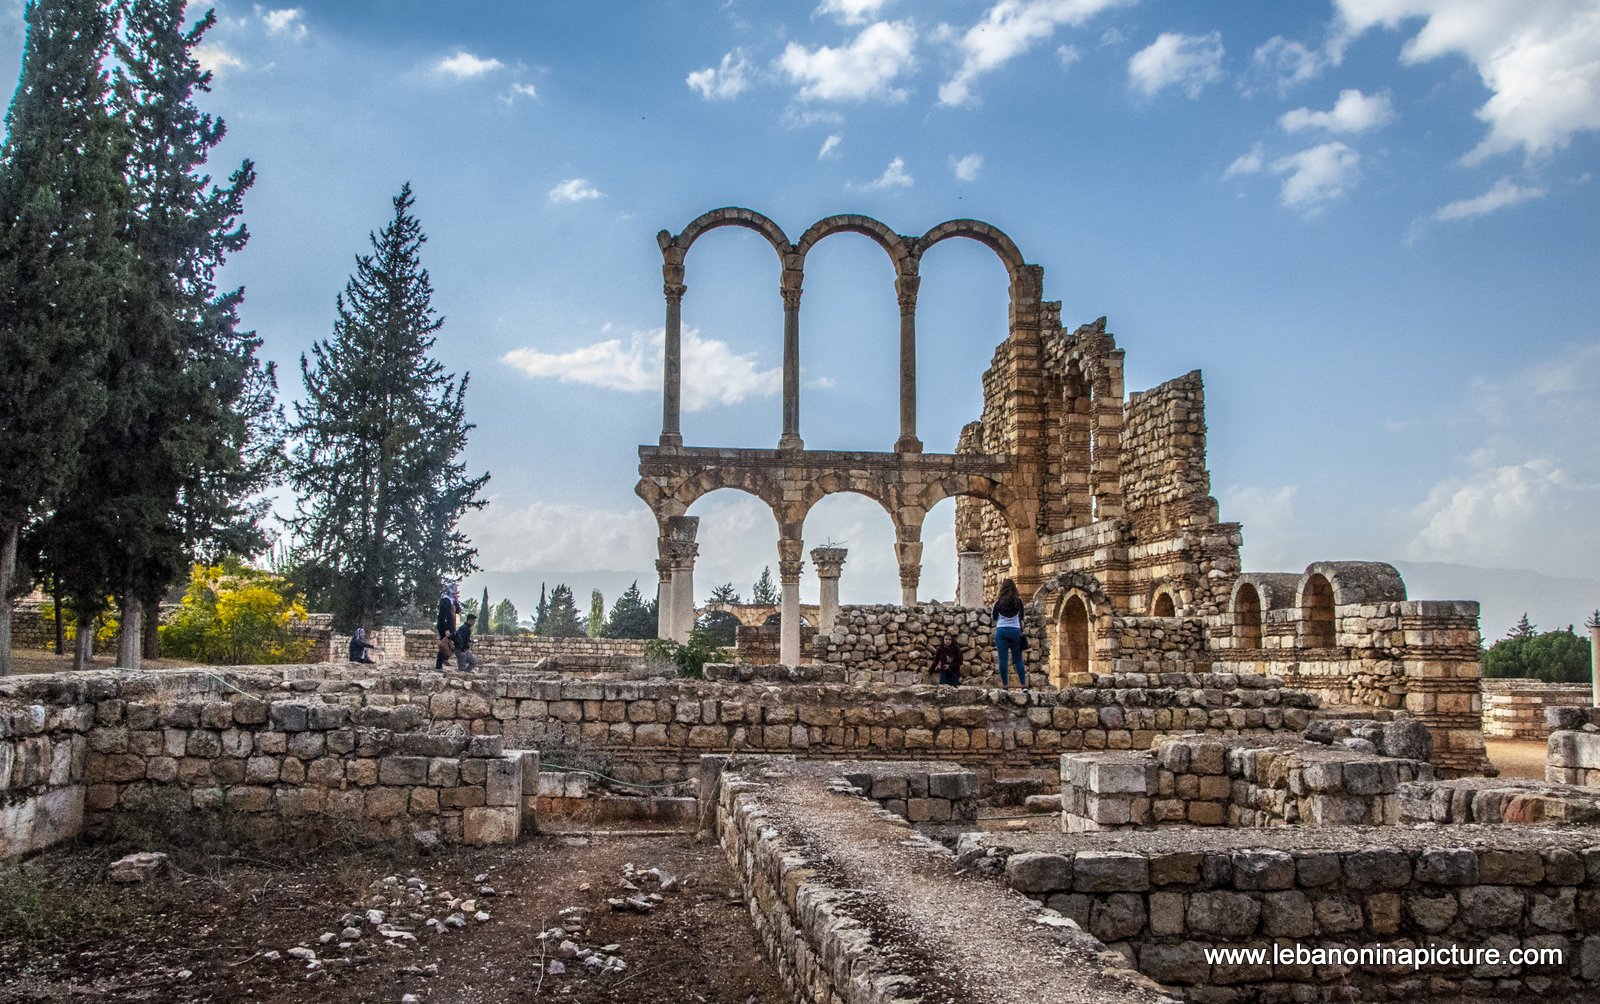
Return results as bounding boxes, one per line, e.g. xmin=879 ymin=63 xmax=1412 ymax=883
xmin=936 ymin=0 xmax=1132 ymax=107
xmin=818 ymin=133 xmax=843 ymax=159
xmin=1057 ymin=43 xmax=1083 ymax=67
xmin=195 ymin=44 xmax=244 ymax=76
xmin=1222 ymin=143 xmax=1265 ymax=179
xmin=778 ymin=20 xmax=917 ymax=102
xmin=1270 ymin=141 xmax=1360 ymax=212
xmin=1251 ymin=36 xmax=1324 ymax=93
xmin=502 ymin=327 xmax=781 ymax=412
xmin=548 ymin=178 xmax=603 ymax=203
xmin=459 ymin=500 xmax=657 ymax=574
xmin=259 ymin=7 xmax=306 ymax=38
xmin=816 ymin=0 xmax=890 ymax=25
xmin=1432 ymin=177 xmax=1548 ymax=222
xmin=1220 ymin=484 xmax=1301 ymax=570
xmin=850 ymin=156 xmax=914 ymax=190
xmin=1335 ymin=0 xmax=1600 ymax=164
xmin=1280 ymin=88 xmax=1395 ymax=134
xmin=503 ymin=82 xmax=539 ymax=103
xmin=1128 ymin=30 xmax=1225 ymax=99
xmin=437 ymin=51 xmax=504 ymax=79
xmin=1407 ymin=459 xmax=1591 ymax=568
xmin=951 ymin=152 xmax=983 ymax=181
xmin=687 ymin=49 xmax=752 ymax=100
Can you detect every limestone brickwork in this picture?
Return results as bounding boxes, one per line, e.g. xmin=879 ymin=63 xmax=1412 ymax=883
xmin=1482 ymin=679 xmax=1593 ymax=739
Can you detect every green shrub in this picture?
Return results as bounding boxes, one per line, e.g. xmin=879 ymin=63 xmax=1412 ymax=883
xmin=643 ymin=628 xmax=727 ymax=680
xmin=160 ymin=561 xmax=315 ymax=665
xmin=1481 ymin=626 xmax=1592 ymax=683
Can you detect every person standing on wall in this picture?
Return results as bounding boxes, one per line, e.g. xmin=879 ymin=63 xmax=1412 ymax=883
xmin=992 ymin=578 xmax=1028 ymax=690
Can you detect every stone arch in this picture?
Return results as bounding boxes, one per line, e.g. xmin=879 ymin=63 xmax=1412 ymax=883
xmin=913 ymin=474 xmax=1027 ymax=534
xmin=795 ymin=473 xmax=894 ymax=524
xmin=1301 ymin=561 xmax=1407 ymax=606
xmin=1151 ymin=590 xmax=1176 ymax=618
xmin=793 ymin=214 xmax=913 ymax=274
xmin=647 ymin=470 xmax=789 ymax=528
xmin=1299 ymin=573 xmax=1336 ymax=648
xmin=1031 ymin=570 xmax=1115 ymax=686
xmin=915 ymin=219 xmax=1026 ymax=274
xmin=1231 ymin=581 xmax=1263 ymax=649
xmin=667 ymin=207 xmax=792 ymax=259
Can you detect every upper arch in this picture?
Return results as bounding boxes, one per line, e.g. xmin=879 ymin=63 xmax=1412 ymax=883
xmin=669 ymin=207 xmax=793 ymax=260
xmin=793 ymin=214 xmax=913 ymax=273
xmin=916 ymin=219 xmax=1026 ymax=273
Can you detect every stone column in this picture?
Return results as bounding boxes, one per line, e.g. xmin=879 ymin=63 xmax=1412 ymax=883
xmin=811 ymin=547 xmax=847 ymax=634
xmin=655 ymin=556 xmax=674 ymax=640
xmin=894 ymin=534 xmax=923 ymax=607
xmin=660 ymin=245 xmax=686 ymax=447
xmin=665 ymin=516 xmax=700 ymax=643
xmin=956 ymin=550 xmax=984 ymax=607
xmin=779 ymin=559 xmax=804 ymax=666
xmin=1591 ymin=622 xmax=1600 ymax=709
xmin=893 ymin=270 xmax=921 ymax=453
xmin=778 ymin=268 xmax=804 ymax=452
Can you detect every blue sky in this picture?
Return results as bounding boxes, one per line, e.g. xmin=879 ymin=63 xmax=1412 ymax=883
xmin=3 ymin=0 xmax=1597 ymax=633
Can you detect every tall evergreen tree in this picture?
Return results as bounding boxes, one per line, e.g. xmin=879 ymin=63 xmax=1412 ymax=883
xmin=287 ymin=184 xmax=489 ymax=630
xmin=42 ymin=0 xmax=267 ymax=669
xmin=587 ymin=589 xmax=605 ymax=637
xmin=1510 ymin=613 xmax=1536 ymax=639
xmin=491 ymin=598 xmax=519 ymax=635
xmin=709 ymin=582 xmax=740 ymax=604
xmin=534 ymin=583 xmax=548 ymax=634
xmin=480 ymin=586 xmax=491 ymax=626
xmin=0 ymin=0 xmax=130 ymax=674
xmin=752 ymin=566 xmax=778 ymax=605
xmin=543 ymin=584 xmax=583 ymax=638
xmin=603 ymin=581 xmax=658 ymax=639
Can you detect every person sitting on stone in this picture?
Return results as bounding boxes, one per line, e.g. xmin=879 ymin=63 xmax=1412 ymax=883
xmin=931 ymin=635 xmax=963 ymax=687
xmin=453 ymin=613 xmax=478 ymax=673
xmin=348 ymin=626 xmax=376 ymax=664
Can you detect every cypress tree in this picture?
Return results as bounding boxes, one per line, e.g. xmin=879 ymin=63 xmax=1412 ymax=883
xmin=288 ymin=184 xmax=489 ymax=630
xmin=534 ymin=583 xmax=548 ymax=635
xmin=587 ymin=589 xmax=605 ymax=638
xmin=0 ymin=0 xmax=130 ymax=674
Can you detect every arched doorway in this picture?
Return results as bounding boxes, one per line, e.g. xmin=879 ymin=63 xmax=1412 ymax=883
xmin=1234 ymin=583 xmax=1263 ymax=649
xmin=1055 ymin=594 xmax=1091 ymax=685
xmin=1302 ymin=574 xmax=1335 ymax=648
xmin=1152 ymin=591 xmax=1176 ymax=617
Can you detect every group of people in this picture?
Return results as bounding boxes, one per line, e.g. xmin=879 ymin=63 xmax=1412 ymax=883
xmin=436 ymin=581 xmax=478 ymax=672
xmin=928 ymin=577 xmax=1031 ymax=690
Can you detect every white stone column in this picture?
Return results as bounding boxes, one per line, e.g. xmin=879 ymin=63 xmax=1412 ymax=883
xmin=655 ymin=554 xmax=674 ymax=640
xmin=779 ymin=558 xmax=804 ymax=666
xmin=893 ymin=533 xmax=922 ymax=607
xmin=664 ymin=516 xmax=700 ymax=643
xmin=956 ymin=550 xmax=984 ymax=607
xmin=778 ymin=273 xmax=804 ymax=452
xmin=811 ymin=547 xmax=847 ymax=635
xmin=1590 ymin=623 xmax=1600 ymax=709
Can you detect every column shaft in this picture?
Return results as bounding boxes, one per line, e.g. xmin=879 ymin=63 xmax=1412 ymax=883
xmin=779 ymin=283 xmax=803 ymax=451
xmin=894 ymin=273 xmax=921 ymax=453
xmin=672 ymin=559 xmax=696 ymax=644
xmin=956 ymin=551 xmax=984 ymax=608
xmin=662 ymin=289 xmax=684 ymax=446
xmin=655 ymin=558 xmax=674 ymax=640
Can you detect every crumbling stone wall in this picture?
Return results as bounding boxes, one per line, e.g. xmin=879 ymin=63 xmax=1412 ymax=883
xmin=0 ymin=687 xmax=89 ymax=858
xmin=400 ymin=631 xmax=647 ymax=667
xmin=1482 ymin=680 xmax=1593 ymax=739
xmin=1548 ymin=707 xmax=1600 ymax=787
xmin=973 ymin=828 xmax=1600 ymax=1002
xmin=811 ymin=603 xmax=1045 ymax=684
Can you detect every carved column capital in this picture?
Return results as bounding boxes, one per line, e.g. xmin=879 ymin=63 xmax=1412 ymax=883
xmin=663 ymin=282 xmax=686 ymax=304
xmin=894 ymin=274 xmax=920 ymax=315
xmin=778 ymin=559 xmax=805 ymax=585
xmin=809 ymin=546 xmax=847 ymax=579
xmin=780 ymin=287 xmax=803 ymax=311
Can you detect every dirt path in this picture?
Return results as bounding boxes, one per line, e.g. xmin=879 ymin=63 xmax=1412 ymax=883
xmin=0 ymin=832 xmax=783 ymax=1004
xmin=1484 ymin=737 xmax=1549 ymax=780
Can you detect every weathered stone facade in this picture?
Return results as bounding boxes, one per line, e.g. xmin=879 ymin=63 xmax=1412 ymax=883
xmin=1482 ymin=679 xmax=1594 ymax=739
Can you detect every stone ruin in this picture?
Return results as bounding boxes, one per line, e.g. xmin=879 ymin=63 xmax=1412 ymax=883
xmin=5 ymin=207 xmax=1599 ymax=1003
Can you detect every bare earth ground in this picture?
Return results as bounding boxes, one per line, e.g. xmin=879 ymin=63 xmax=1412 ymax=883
xmin=0 ymin=831 xmax=784 ymax=1004
xmin=1483 ymin=737 xmax=1550 ymax=780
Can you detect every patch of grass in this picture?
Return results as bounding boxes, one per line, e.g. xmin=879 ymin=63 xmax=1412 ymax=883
xmin=0 ymin=852 xmax=167 ymax=950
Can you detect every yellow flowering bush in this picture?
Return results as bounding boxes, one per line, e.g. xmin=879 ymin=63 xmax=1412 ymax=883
xmin=160 ymin=563 xmax=314 ymax=665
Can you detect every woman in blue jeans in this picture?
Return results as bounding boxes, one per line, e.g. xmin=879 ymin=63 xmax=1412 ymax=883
xmin=992 ymin=578 xmax=1027 ymax=689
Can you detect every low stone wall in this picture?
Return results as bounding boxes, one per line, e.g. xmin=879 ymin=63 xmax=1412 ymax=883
xmin=1061 ymin=733 xmax=1434 ymax=832
xmin=812 ymin=603 xmax=1046 ymax=685
xmin=0 ymin=691 xmax=88 ymax=858
xmin=1481 ymin=680 xmax=1594 ymax=740
xmin=1398 ymin=776 xmax=1600 ymax=825
xmin=969 ymin=826 xmax=1600 ymax=1002
xmin=716 ymin=758 xmax=1173 ymax=1004
xmin=402 ymin=630 xmax=647 ymax=670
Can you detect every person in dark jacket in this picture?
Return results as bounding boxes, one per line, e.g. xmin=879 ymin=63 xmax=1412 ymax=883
xmin=348 ymin=627 xmax=376 ymax=664
xmin=436 ymin=581 xmax=460 ymax=639
xmin=453 ymin=614 xmax=478 ymax=673
xmin=931 ymin=635 xmax=963 ymax=686
xmin=992 ymin=578 xmax=1028 ymax=689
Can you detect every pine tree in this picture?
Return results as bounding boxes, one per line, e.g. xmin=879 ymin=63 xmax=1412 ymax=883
xmin=287 ymin=185 xmax=489 ymax=630
xmin=709 ymin=582 xmax=740 ymax=604
xmin=534 ymin=583 xmax=548 ymax=634
xmin=587 ymin=589 xmax=605 ymax=638
xmin=491 ymin=598 xmax=519 ymax=635
xmin=752 ymin=566 xmax=778 ymax=605
xmin=543 ymin=584 xmax=584 ymax=638
xmin=480 ymin=587 xmax=491 ymax=626
xmin=603 ymin=581 xmax=658 ymax=639
xmin=0 ymin=0 xmax=130 ymax=674
xmin=1510 ymin=613 xmax=1536 ymax=639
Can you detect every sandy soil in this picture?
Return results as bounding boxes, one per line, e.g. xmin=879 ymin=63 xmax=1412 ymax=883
xmin=1483 ymin=737 xmax=1550 ymax=780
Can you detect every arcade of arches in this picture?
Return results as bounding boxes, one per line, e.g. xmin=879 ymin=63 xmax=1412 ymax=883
xmin=636 ymin=207 xmax=1490 ymax=774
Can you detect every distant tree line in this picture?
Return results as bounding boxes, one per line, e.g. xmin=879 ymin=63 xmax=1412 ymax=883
xmin=1480 ymin=612 xmax=1595 ymax=684
xmin=0 ymin=1 xmax=487 ymax=672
